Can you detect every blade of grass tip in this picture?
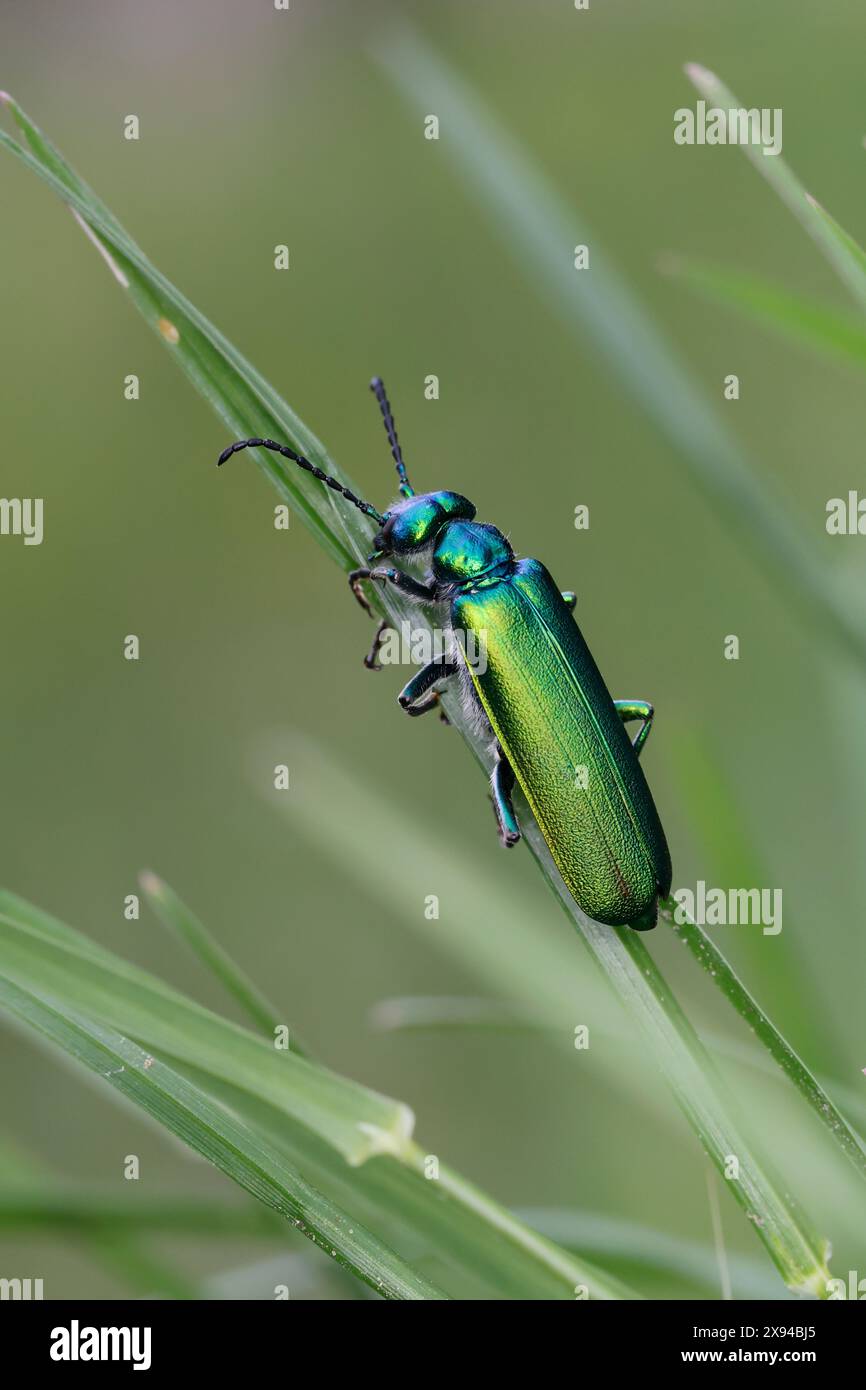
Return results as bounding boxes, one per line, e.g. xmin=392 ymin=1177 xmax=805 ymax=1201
xmin=372 ymin=28 xmax=866 ymax=674
xmin=0 ymin=977 xmax=447 ymax=1301
xmin=0 ymin=94 xmax=366 ymax=573
xmin=138 ymin=870 xmax=298 ymax=1048
xmin=660 ymin=255 xmax=866 ymax=369
xmin=0 ymin=91 xmax=443 ymax=651
xmin=659 ymin=895 xmax=866 ymax=1187
xmin=683 ymin=65 xmax=866 ymax=314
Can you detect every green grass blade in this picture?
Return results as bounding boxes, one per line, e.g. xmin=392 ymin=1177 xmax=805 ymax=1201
xmin=136 ymin=872 xmax=636 ymax=1295
xmin=684 ymin=65 xmax=866 ymax=313
xmin=0 ymin=891 xmax=633 ymax=1298
xmin=207 ymin=1072 xmax=637 ymax=1301
xmin=139 ymin=870 xmax=288 ymax=1044
xmin=0 ymin=907 xmax=414 ymax=1168
xmin=134 ymin=872 xmax=635 ymax=1296
xmin=527 ymin=815 xmax=831 ymax=1295
xmin=0 ymin=1190 xmax=285 ymax=1239
xmin=659 ymin=896 xmax=866 ymax=1187
xmin=666 ymin=725 xmax=850 ymax=1074
xmin=0 ymin=977 xmax=446 ymax=1300
xmin=402 ymin=1145 xmax=639 ymax=1301
xmin=569 ymin=879 xmax=830 ymax=1295
xmin=662 ymin=256 xmax=866 ymax=367
xmin=0 ymin=94 xmax=368 ymax=572
xmin=373 ymin=29 xmax=866 ymax=672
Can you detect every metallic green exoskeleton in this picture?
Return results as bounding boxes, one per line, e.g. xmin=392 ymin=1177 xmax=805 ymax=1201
xmin=218 ymin=378 xmax=671 ymax=930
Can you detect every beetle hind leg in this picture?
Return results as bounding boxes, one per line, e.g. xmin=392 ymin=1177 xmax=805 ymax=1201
xmin=614 ymin=699 xmax=654 ymax=757
xmin=491 ymin=742 xmax=521 ymax=848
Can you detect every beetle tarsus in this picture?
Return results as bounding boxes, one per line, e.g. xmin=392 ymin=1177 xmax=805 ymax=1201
xmin=349 ymin=568 xmax=376 ymax=616
xmin=364 ymin=619 xmax=391 ymax=670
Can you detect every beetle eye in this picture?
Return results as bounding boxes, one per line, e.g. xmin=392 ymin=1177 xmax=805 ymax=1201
xmin=370 ymin=515 xmax=393 ymax=554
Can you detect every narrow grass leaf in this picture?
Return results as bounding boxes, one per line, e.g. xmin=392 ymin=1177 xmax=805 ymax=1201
xmin=0 ymin=1191 xmax=286 ymax=1240
xmin=684 ymin=65 xmax=866 ymax=314
xmin=659 ymin=896 xmax=866 ymax=1187
xmin=134 ymin=877 xmax=637 ymax=1299
xmin=0 ymin=908 xmax=414 ymax=1167
xmin=0 ymin=93 xmax=369 ymax=571
xmin=0 ymin=890 xmax=632 ymax=1298
xmin=525 ymin=811 xmax=832 ymax=1296
xmin=139 ymin=870 xmax=288 ymax=1043
xmin=0 ymin=977 xmax=446 ymax=1300
xmin=662 ymin=256 xmax=866 ymax=368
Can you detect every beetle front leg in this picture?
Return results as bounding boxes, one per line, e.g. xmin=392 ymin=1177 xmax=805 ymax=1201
xmin=491 ymin=742 xmax=521 ymax=848
xmin=614 ymin=699 xmax=654 ymax=757
xmin=349 ymin=566 xmax=437 ymax=616
xmin=398 ymin=658 xmax=458 ymax=717
xmin=561 ymin=590 xmax=577 ymax=611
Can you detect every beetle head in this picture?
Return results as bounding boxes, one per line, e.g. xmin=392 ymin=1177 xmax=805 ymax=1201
xmin=372 ymin=491 xmax=476 ymax=557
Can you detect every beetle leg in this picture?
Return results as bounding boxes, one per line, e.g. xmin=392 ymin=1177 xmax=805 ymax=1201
xmin=560 ymin=590 xmax=577 ymax=611
xmin=349 ymin=568 xmax=377 ymax=616
xmin=398 ymin=658 xmax=458 ymax=717
xmin=491 ymin=743 xmax=521 ymax=848
xmin=614 ymin=699 xmax=654 ymax=757
xmin=349 ymin=566 xmax=437 ymax=616
xmin=363 ymin=619 xmax=391 ymax=671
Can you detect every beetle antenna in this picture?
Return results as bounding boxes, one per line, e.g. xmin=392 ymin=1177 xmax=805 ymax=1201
xmin=217 ymin=438 xmax=386 ymax=524
xmin=370 ymin=376 xmax=414 ymax=499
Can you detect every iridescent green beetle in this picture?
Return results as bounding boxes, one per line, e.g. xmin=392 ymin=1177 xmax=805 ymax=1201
xmin=219 ymin=378 xmax=671 ymax=930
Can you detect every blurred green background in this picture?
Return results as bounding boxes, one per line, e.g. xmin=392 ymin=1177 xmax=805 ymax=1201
xmin=2 ymin=0 xmax=866 ymax=1298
